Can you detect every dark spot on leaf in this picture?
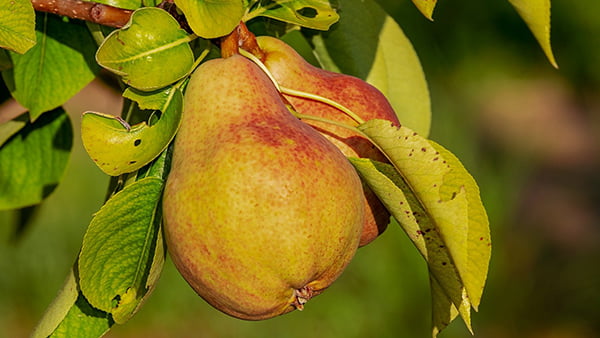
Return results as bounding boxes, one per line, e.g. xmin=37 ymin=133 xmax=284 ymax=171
xmin=433 ymin=157 xmax=439 ymax=161
xmin=421 ymin=147 xmax=427 ymax=152
xmin=134 ymin=139 xmax=142 ymax=146
xmin=296 ymin=7 xmax=318 ymax=18
xmin=442 ymin=262 xmax=447 ymax=266
xmin=129 ymin=160 xmax=137 ymax=165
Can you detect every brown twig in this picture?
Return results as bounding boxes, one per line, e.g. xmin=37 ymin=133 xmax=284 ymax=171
xmin=31 ymin=0 xmax=133 ymax=28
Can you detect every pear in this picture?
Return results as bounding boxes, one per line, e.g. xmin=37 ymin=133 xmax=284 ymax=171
xmin=255 ymin=36 xmax=400 ymax=246
xmin=162 ymin=55 xmax=365 ymax=320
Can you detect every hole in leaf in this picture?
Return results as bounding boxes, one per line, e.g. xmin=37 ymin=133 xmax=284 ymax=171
xmin=148 ymin=111 xmax=162 ymax=126
xmin=296 ymin=7 xmax=318 ymax=18
xmin=134 ymin=139 xmax=142 ymax=146
xmin=112 ymin=294 xmax=121 ymax=308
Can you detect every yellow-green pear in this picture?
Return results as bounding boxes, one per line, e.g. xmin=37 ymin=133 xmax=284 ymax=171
xmin=162 ymin=55 xmax=365 ymax=320
xmin=255 ymin=36 xmax=400 ymax=246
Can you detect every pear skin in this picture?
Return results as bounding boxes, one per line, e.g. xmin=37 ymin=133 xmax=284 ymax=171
xmin=163 ymin=55 xmax=365 ymax=320
xmin=256 ymin=36 xmax=400 ymax=246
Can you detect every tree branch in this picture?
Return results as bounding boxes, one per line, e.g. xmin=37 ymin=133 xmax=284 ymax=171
xmin=31 ymin=0 xmax=133 ymax=28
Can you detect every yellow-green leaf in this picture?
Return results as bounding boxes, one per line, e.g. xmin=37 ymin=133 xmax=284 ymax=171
xmin=350 ymin=157 xmax=472 ymax=334
xmin=175 ymin=0 xmax=246 ymax=39
xmin=411 ymin=0 xmax=437 ymax=21
xmin=431 ymin=275 xmax=460 ymax=337
xmin=365 ymin=14 xmax=431 ymax=137
xmin=81 ymin=87 xmax=183 ymax=176
xmin=350 ymin=119 xmax=491 ymax=336
xmin=430 ymin=140 xmax=491 ymax=310
xmin=0 ymin=0 xmax=36 ymax=54
xmin=508 ymin=0 xmax=558 ymax=68
xmin=247 ymin=0 xmax=339 ymax=31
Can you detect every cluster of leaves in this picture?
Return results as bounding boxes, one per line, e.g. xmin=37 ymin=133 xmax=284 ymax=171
xmin=0 ymin=0 xmax=555 ymax=337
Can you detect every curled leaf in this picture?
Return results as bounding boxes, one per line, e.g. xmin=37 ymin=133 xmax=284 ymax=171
xmin=96 ymin=7 xmax=195 ymax=90
xmin=81 ymin=87 xmax=183 ymax=176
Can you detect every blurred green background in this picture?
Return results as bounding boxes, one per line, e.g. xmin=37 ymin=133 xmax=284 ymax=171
xmin=2 ymin=0 xmax=600 ymax=337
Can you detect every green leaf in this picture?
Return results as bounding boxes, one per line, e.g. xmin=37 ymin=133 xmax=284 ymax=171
xmin=31 ymin=267 xmax=113 ymax=338
xmin=31 ymin=270 xmax=79 ymax=338
xmin=349 ymin=119 xmax=491 ymax=336
xmin=508 ymin=0 xmax=558 ymax=68
xmin=50 ymin=294 xmax=113 ymax=337
xmin=247 ymin=0 xmax=339 ymax=30
xmin=0 ymin=108 xmax=72 ymax=210
xmin=33 ymin=147 xmax=172 ymax=336
xmin=0 ymin=113 xmax=28 ymax=147
xmin=410 ymin=0 xmax=437 ymax=21
xmin=0 ymin=0 xmax=36 ymax=54
xmin=175 ymin=0 xmax=246 ymax=39
xmin=78 ymin=177 xmax=165 ymax=324
xmin=1 ymin=14 xmax=99 ymax=120
xmin=96 ymin=7 xmax=195 ymax=91
xmin=313 ymin=0 xmax=431 ymax=136
xmin=81 ymin=86 xmax=183 ymax=176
